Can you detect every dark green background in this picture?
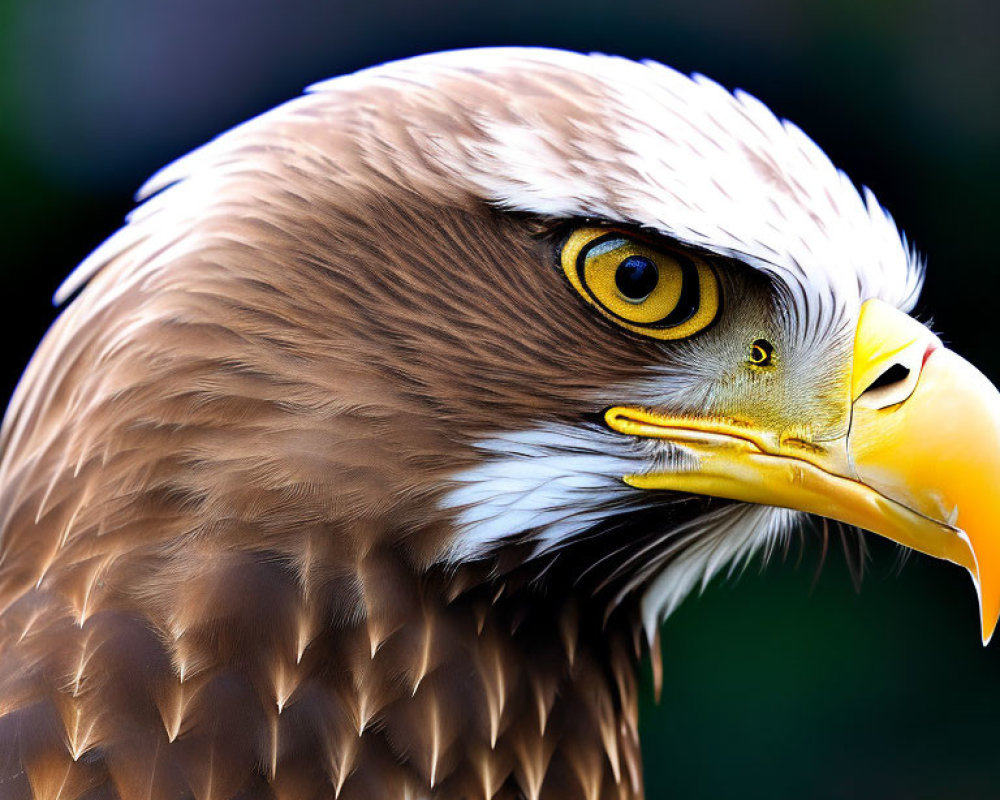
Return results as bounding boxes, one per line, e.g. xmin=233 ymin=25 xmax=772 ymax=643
xmin=1 ymin=1 xmax=997 ymax=797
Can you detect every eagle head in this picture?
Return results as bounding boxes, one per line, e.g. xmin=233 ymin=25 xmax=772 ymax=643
xmin=1 ymin=48 xmax=997 ymax=799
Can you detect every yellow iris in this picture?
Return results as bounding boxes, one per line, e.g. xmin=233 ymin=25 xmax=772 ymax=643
xmin=560 ymin=228 xmax=719 ymax=340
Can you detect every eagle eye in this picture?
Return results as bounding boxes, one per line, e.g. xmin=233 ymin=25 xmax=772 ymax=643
xmin=560 ymin=228 xmax=719 ymax=340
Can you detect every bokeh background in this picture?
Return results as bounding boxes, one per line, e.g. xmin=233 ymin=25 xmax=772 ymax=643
xmin=1 ymin=1 xmax=998 ymax=797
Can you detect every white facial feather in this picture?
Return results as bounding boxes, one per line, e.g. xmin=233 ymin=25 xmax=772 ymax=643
xmin=440 ymin=421 xmax=803 ymax=635
xmin=639 ymin=504 xmax=801 ymax=635
xmin=442 ymin=424 xmax=647 ymax=562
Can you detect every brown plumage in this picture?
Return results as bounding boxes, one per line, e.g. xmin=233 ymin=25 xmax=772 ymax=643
xmin=0 ymin=51 xmax=672 ymax=800
xmin=0 ymin=47 xmax=945 ymax=798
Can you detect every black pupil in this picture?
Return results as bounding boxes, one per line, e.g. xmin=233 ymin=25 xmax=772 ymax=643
xmin=615 ymin=256 xmax=659 ymax=301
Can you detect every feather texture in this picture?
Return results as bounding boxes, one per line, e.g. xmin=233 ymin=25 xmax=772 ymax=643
xmin=0 ymin=47 xmax=921 ymax=797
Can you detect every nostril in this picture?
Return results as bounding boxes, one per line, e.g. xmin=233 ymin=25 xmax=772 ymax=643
xmin=862 ymin=363 xmax=910 ymax=395
xmin=855 ymin=338 xmax=931 ymax=411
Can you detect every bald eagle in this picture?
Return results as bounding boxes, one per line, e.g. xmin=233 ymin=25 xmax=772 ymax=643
xmin=0 ymin=48 xmax=996 ymax=800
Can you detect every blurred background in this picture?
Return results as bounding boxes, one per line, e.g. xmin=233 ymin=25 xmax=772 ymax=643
xmin=0 ymin=0 xmax=997 ymax=797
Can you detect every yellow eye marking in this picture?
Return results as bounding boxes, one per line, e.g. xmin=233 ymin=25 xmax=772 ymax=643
xmin=748 ymin=339 xmax=775 ymax=367
xmin=560 ymin=228 xmax=719 ymax=340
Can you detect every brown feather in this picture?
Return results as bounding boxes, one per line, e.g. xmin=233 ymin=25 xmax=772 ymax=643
xmin=0 ymin=51 xmax=785 ymax=799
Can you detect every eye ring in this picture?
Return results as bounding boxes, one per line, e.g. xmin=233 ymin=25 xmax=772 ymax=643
xmin=559 ymin=227 xmax=720 ymax=341
xmin=748 ymin=339 xmax=775 ymax=367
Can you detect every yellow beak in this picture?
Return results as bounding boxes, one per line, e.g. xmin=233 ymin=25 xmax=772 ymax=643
xmin=608 ymin=300 xmax=1000 ymax=644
